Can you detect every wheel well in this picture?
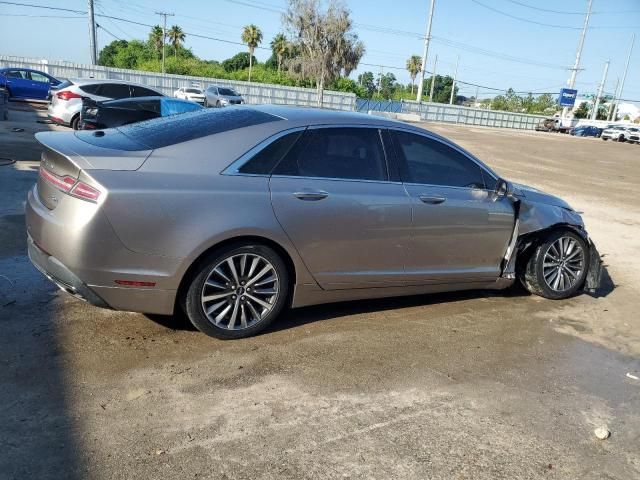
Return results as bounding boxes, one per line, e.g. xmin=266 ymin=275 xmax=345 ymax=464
xmin=175 ymin=236 xmax=297 ymax=313
xmin=515 ymin=224 xmax=586 ymax=275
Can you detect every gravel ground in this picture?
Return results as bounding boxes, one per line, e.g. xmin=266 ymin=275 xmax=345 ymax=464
xmin=1 ymin=107 xmax=639 ymax=480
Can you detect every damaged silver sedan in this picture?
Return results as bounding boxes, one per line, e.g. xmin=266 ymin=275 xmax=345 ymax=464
xmin=26 ymin=106 xmax=602 ymax=339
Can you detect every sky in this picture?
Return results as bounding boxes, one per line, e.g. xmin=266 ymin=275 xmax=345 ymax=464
xmin=1 ymin=0 xmax=639 ymax=104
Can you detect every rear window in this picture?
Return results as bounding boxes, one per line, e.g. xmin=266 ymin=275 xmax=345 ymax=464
xmin=107 ymin=107 xmax=281 ymax=149
xmin=185 ymin=88 xmax=202 ymax=94
xmin=219 ymin=87 xmax=239 ymax=96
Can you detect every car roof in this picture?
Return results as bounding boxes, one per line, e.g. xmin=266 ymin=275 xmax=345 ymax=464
xmin=68 ymin=78 xmax=161 ymax=89
xmin=103 ymin=96 xmax=195 ymax=105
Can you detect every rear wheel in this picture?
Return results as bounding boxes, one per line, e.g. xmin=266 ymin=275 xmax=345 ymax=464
xmin=183 ymin=243 xmax=289 ymax=339
xmin=70 ymin=114 xmax=80 ymax=130
xmin=216 ymin=101 xmax=221 ymax=108
xmin=520 ymin=230 xmax=589 ymax=300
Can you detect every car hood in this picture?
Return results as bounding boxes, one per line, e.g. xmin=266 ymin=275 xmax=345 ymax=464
xmin=512 ymin=183 xmax=573 ymax=210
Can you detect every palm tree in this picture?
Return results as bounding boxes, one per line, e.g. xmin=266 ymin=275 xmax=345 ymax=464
xmin=406 ymin=55 xmax=422 ymax=95
xmin=149 ymin=25 xmax=164 ymax=59
xmin=270 ymin=33 xmax=288 ymax=73
xmin=241 ymin=24 xmax=263 ymax=82
xmin=167 ymin=25 xmax=186 ymax=58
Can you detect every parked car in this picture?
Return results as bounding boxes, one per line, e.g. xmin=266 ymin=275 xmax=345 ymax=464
xmin=80 ymin=96 xmax=202 ymax=130
xmin=174 ymin=87 xmax=205 ymax=104
xmin=622 ymin=126 xmax=640 ymax=144
xmin=601 ymin=125 xmax=628 ymax=141
xmin=204 ymin=85 xmax=244 ymax=107
xmin=570 ymin=125 xmax=603 ymax=137
xmin=47 ymin=79 xmax=164 ymax=130
xmin=0 ymin=67 xmax=61 ymax=101
xmin=26 ymin=106 xmax=602 ymax=340
xmin=534 ymin=117 xmax=572 ymax=133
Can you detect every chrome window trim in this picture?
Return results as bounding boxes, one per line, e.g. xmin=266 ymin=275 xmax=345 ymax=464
xmin=387 ymin=126 xmax=499 ymax=191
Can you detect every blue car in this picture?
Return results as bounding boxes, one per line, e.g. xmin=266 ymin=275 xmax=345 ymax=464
xmin=0 ymin=67 xmax=61 ymax=101
xmin=570 ymin=125 xmax=603 ymax=138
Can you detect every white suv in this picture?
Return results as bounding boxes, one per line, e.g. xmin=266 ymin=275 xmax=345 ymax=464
xmin=622 ymin=126 xmax=640 ymax=144
xmin=601 ymin=125 xmax=628 ymax=142
xmin=174 ymin=87 xmax=205 ymax=104
xmin=47 ymin=79 xmax=163 ymax=129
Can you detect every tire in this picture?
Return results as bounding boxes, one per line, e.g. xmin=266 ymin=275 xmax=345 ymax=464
xmin=70 ymin=115 xmax=80 ymax=130
xmin=183 ymin=243 xmax=290 ymax=339
xmin=618 ymin=134 xmax=625 ymax=142
xmin=204 ymin=98 xmax=209 ymax=108
xmin=520 ymin=229 xmax=590 ymax=300
xmin=602 ymin=137 xmax=607 ymax=141
xmin=216 ymin=101 xmax=221 ymax=108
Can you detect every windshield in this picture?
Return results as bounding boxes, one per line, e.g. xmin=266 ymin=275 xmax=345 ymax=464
xmin=185 ymin=88 xmax=202 ymax=94
xmin=218 ymin=87 xmax=239 ymax=96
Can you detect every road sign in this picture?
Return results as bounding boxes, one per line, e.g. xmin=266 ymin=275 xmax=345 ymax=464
xmin=559 ymin=88 xmax=578 ymax=107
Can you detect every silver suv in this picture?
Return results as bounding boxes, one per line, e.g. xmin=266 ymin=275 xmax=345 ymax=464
xmin=204 ymin=85 xmax=244 ymax=108
xmin=47 ymin=79 xmax=163 ymax=129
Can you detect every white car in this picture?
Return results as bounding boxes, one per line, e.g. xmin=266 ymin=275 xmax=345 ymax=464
xmin=622 ymin=126 xmax=640 ymax=144
xmin=174 ymin=87 xmax=205 ymax=104
xmin=601 ymin=125 xmax=628 ymax=141
xmin=47 ymin=79 xmax=163 ymax=130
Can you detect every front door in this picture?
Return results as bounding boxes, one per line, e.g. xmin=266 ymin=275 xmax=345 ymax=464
xmin=270 ymin=126 xmax=412 ymax=289
xmin=389 ymin=129 xmax=515 ymax=284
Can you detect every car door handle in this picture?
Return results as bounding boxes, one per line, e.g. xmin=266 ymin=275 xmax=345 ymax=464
xmin=419 ymin=195 xmax=446 ymax=204
xmin=293 ymin=190 xmax=329 ymax=201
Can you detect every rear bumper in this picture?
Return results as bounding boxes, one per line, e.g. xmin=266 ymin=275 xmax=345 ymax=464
xmin=28 ymin=234 xmax=110 ymax=308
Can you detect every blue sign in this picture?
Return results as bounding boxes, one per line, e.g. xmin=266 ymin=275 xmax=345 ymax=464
xmin=558 ymin=88 xmax=578 ymax=107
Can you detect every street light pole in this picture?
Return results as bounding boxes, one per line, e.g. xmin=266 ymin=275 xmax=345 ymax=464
xmin=155 ymin=11 xmax=175 ymax=74
xmin=563 ymin=0 xmax=592 ymax=119
xmin=612 ymin=33 xmax=635 ymax=122
xmin=416 ymin=0 xmax=436 ymax=103
xmin=449 ymin=55 xmax=459 ymax=105
xmin=590 ymin=60 xmax=609 ymax=121
xmin=428 ymin=55 xmax=438 ymax=103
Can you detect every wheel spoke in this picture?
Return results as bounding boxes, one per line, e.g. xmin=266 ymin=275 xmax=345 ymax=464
xmin=240 ymin=304 xmax=248 ymax=328
xmin=213 ymin=266 xmax=231 ymax=283
xmin=254 ymin=275 xmax=277 ymax=287
xmin=214 ymin=303 xmax=232 ymax=324
xmin=206 ymin=299 xmax=228 ymax=316
xmin=246 ymin=300 xmax=262 ymax=321
xmin=253 ymin=288 xmax=277 ymax=295
xmin=205 ymin=279 xmax=226 ymax=289
xmin=245 ymin=265 xmax=274 ymax=288
xmin=228 ymin=299 xmax=240 ymax=329
xmin=246 ymin=293 xmax=272 ymax=310
xmin=239 ymin=254 xmax=247 ymax=277
xmin=202 ymin=292 xmax=232 ymax=302
xmin=227 ymin=257 xmax=240 ymax=284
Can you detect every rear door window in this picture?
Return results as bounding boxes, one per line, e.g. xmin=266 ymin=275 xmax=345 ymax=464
xmin=100 ymin=83 xmax=132 ymax=99
xmin=273 ymin=127 xmax=388 ymax=181
xmin=131 ymin=85 xmax=161 ymax=97
xmin=79 ymin=84 xmax=101 ymax=95
xmin=30 ymin=72 xmax=50 ymax=83
xmin=391 ymin=130 xmax=486 ymax=189
xmin=238 ymin=131 xmax=304 ymax=175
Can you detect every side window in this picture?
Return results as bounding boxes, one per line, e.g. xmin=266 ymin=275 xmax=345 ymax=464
xmin=30 ymin=72 xmax=50 ymax=83
xmin=79 ymin=84 xmax=101 ymax=95
xmin=391 ymin=130 xmax=486 ymax=189
xmin=239 ymin=131 xmax=303 ymax=175
xmin=6 ymin=70 xmax=27 ymax=79
xmin=131 ymin=85 xmax=160 ymax=97
xmin=273 ymin=127 xmax=387 ymax=181
xmin=100 ymin=83 xmax=132 ymax=99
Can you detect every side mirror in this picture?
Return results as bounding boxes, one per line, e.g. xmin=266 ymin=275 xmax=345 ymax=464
xmin=495 ymin=178 xmax=514 ymax=198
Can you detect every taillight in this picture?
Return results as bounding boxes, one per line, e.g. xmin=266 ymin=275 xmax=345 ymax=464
xmin=56 ymin=90 xmax=82 ymax=101
xmin=39 ymin=167 xmax=101 ymax=202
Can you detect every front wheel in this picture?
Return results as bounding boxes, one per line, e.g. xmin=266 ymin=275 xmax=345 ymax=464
xmin=203 ymin=98 xmax=209 ymax=108
xmin=183 ymin=243 xmax=289 ymax=339
xmin=520 ymin=230 xmax=589 ymax=300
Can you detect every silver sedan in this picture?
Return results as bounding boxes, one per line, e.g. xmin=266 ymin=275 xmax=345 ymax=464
xmin=26 ymin=106 xmax=602 ymax=339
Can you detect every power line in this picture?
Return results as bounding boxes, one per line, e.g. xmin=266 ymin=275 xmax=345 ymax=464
xmin=96 ymin=23 xmax=122 ymax=41
xmin=0 ymin=13 xmax=84 ymax=18
xmin=0 ymin=1 xmax=85 ymax=14
xmin=505 ymin=0 xmax=640 ymax=16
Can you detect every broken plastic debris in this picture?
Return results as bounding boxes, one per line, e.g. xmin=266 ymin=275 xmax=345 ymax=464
xmin=594 ymin=427 xmax=610 ymax=440
xmin=626 ymin=373 xmax=639 ymax=380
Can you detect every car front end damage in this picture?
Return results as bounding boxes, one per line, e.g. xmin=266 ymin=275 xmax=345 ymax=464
xmin=499 ymin=183 xmax=603 ymax=293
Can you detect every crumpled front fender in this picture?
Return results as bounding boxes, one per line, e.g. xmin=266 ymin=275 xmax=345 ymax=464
xmin=518 ymin=200 xmax=584 ymax=236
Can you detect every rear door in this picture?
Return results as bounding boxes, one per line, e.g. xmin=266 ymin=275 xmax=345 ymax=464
xmin=269 ymin=126 xmax=412 ymax=289
xmin=4 ymin=69 xmax=30 ymax=98
xmin=389 ymin=129 xmax=515 ymax=284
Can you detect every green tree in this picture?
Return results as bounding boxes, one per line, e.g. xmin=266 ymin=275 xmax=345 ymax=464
xmin=573 ymin=102 xmax=589 ymax=119
xmin=406 ymin=55 xmax=422 ymax=95
xmin=270 ymin=33 xmax=288 ymax=72
xmin=222 ymin=52 xmax=256 ymax=72
xmin=167 ymin=25 xmax=186 ymax=58
xmin=149 ymin=25 xmax=164 ymax=59
xmin=422 ymin=75 xmax=457 ymax=103
xmin=357 ymin=71 xmax=375 ymax=98
xmin=376 ymin=72 xmax=397 ymax=99
xmin=534 ymin=93 xmax=557 ymax=114
xmin=241 ymin=24 xmax=263 ymax=82
xmin=97 ymin=39 xmax=129 ymax=67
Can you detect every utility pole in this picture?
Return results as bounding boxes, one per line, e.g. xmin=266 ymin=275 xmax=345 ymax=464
xmin=449 ymin=55 xmax=459 ymax=105
xmin=475 ymin=85 xmax=479 ymax=106
xmin=612 ymin=33 xmax=635 ymax=121
xmin=608 ymin=77 xmax=619 ymax=121
xmin=590 ymin=60 xmax=609 ymax=120
xmin=416 ymin=0 xmax=436 ymax=103
xmin=428 ymin=55 xmax=438 ymax=102
xmin=563 ymin=0 xmax=592 ymax=118
xmin=155 ymin=11 xmax=175 ymax=74
xmin=88 ymin=0 xmax=97 ymax=65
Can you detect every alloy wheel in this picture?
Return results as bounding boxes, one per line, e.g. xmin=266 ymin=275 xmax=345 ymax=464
xmin=542 ymin=236 xmax=585 ymax=292
xmin=200 ymin=253 xmax=279 ymax=330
